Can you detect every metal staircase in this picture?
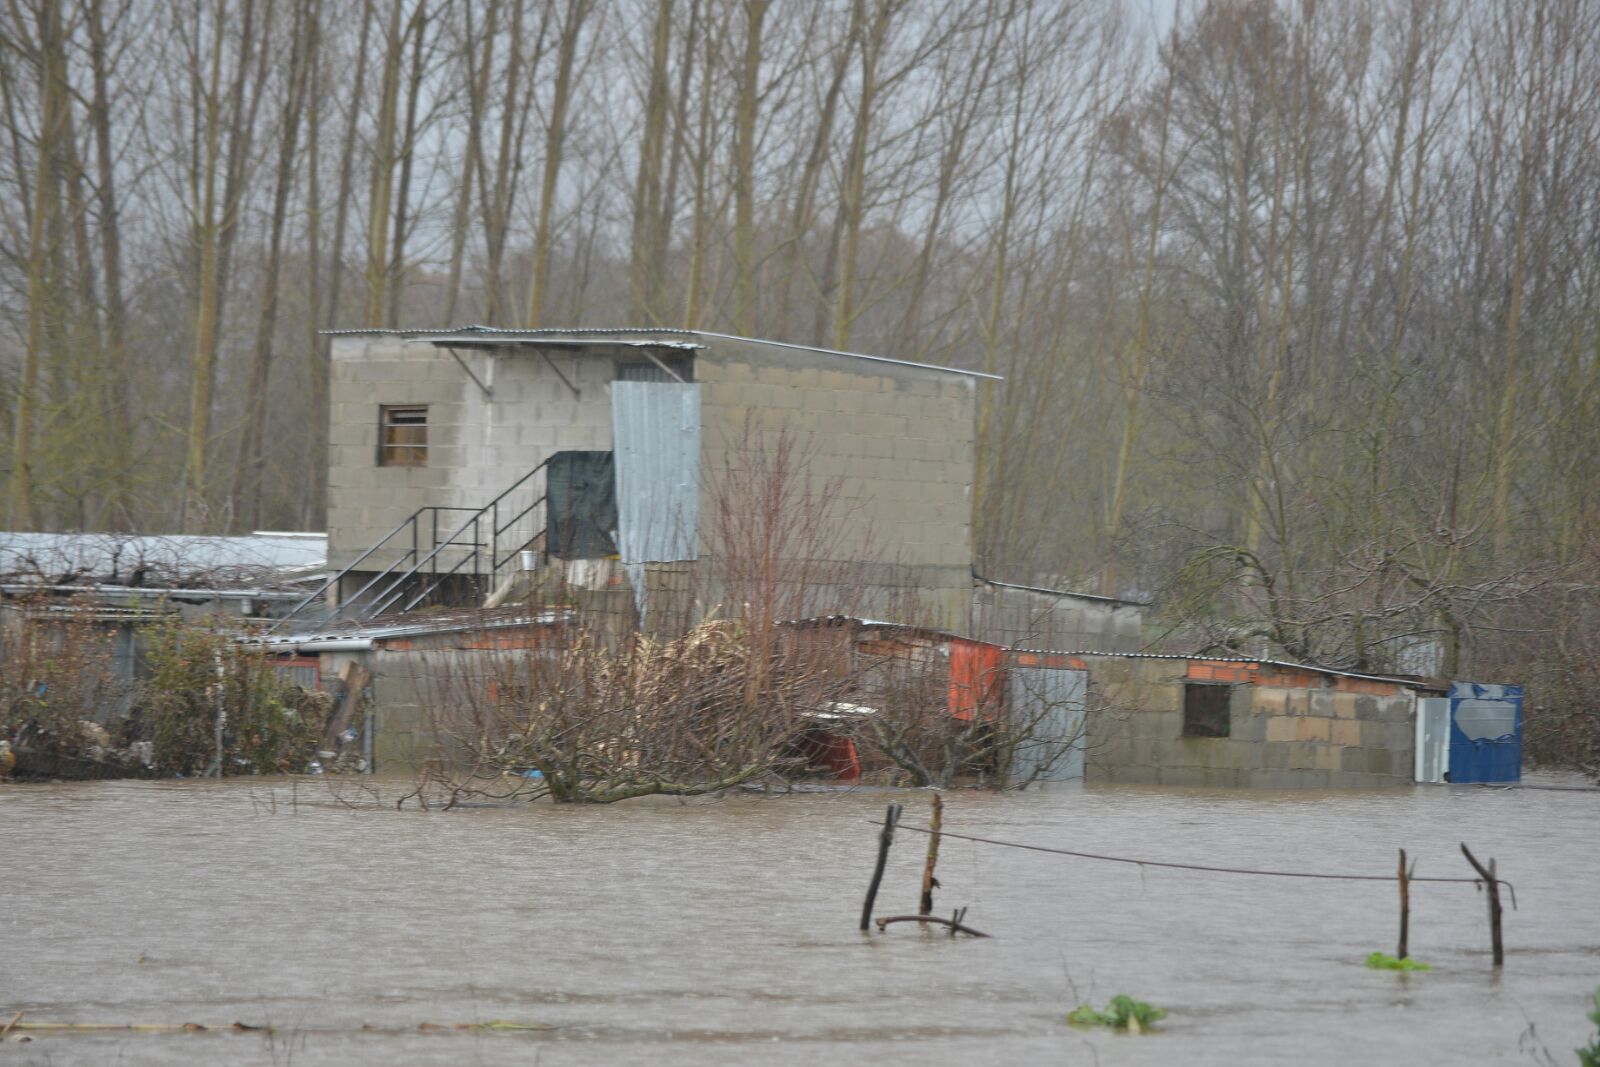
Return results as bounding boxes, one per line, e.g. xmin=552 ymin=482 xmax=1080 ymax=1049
xmin=270 ymin=458 xmax=552 ymax=632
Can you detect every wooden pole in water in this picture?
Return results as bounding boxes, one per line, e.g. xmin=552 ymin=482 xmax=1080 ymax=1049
xmin=860 ymin=802 xmax=902 ymax=932
xmin=1460 ymin=843 xmax=1504 ymax=967
xmin=1396 ymin=848 xmax=1410 ymax=960
xmin=919 ymin=793 xmax=942 ymax=916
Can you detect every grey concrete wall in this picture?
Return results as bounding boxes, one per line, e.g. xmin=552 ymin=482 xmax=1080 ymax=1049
xmin=1082 ymin=657 xmax=1416 ymax=789
xmin=972 ymin=583 xmax=1144 ymax=652
xmin=694 ymin=338 xmax=976 ymax=633
xmin=327 ymin=331 xmax=983 ymax=634
xmin=326 ymin=337 xmax=618 ymax=573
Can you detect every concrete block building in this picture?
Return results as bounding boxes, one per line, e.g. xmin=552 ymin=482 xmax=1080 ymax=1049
xmin=319 ymin=327 xmax=986 ymax=634
xmin=1070 ymin=652 xmax=1441 ymax=788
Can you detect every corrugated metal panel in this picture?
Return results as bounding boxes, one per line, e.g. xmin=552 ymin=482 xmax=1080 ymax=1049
xmin=612 ymin=382 xmax=700 ymax=566
xmin=1008 ymin=666 xmax=1086 ymax=783
xmin=1415 ymin=696 xmax=1450 ymax=783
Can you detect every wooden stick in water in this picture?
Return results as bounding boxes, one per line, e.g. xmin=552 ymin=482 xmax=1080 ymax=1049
xmin=860 ymin=802 xmax=902 ymax=931
xmin=1397 ymin=848 xmax=1410 ymax=960
xmin=1460 ymin=843 xmax=1504 ymax=967
xmin=919 ymin=792 xmax=942 ymax=917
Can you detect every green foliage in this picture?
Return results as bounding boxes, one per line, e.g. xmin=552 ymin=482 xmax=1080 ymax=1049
xmin=1068 ymin=995 xmax=1167 ymax=1032
xmin=137 ymin=620 xmax=325 ymax=776
xmin=1365 ymin=952 xmax=1431 ymax=972
xmin=1577 ymin=984 xmax=1600 ymax=1067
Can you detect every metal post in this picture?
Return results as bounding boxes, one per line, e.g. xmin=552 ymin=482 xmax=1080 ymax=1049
xmin=212 ymin=649 xmax=226 ymax=778
xmin=1460 ymin=843 xmax=1505 ymax=967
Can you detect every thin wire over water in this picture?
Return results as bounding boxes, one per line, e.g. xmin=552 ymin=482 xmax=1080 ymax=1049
xmin=889 ymin=821 xmax=1518 ymax=905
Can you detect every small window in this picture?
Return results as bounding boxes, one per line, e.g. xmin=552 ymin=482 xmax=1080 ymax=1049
xmin=1183 ymin=682 xmax=1232 ymax=738
xmin=379 ymin=405 xmax=428 ymax=467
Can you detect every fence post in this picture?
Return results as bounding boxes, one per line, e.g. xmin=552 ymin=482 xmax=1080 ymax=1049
xmin=1460 ymin=843 xmax=1504 ymax=967
xmin=860 ymin=803 xmax=902 ymax=932
xmin=1396 ymin=848 xmax=1411 ymax=960
xmin=920 ymin=793 xmax=943 ymax=917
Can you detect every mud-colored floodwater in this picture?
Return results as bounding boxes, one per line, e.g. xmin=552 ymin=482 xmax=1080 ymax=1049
xmin=3 ymin=775 xmax=1597 ymax=1066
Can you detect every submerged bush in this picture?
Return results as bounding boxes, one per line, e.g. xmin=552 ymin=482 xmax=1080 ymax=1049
xmin=1069 ymin=995 xmax=1167 ymax=1032
xmin=138 ymin=621 xmax=327 ymax=776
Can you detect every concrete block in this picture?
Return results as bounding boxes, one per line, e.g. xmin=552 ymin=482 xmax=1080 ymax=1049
xmin=1231 ymin=712 xmax=1268 ymax=743
xmin=1316 ymin=745 xmax=1341 ymax=771
xmin=1309 ymin=691 xmax=1335 ymax=718
xmin=1159 ymin=766 xmax=1205 ymax=788
xmin=1296 ymin=717 xmax=1331 ymax=743
xmin=1332 ymin=692 xmax=1359 ymax=718
xmin=1141 ymin=710 xmax=1182 ymax=739
xmin=1287 ymin=742 xmax=1320 ymax=770
xmin=1356 ymin=696 xmax=1382 ymax=720
xmin=1365 ymin=749 xmax=1393 ymax=776
xmin=1265 ymin=717 xmax=1298 ymax=743
xmin=1330 ymin=719 xmax=1362 ymax=747
xmin=1253 ymin=689 xmax=1288 ymax=714
xmin=1218 ymin=741 xmax=1260 ymax=770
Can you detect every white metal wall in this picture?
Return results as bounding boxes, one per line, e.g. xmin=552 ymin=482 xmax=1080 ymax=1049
xmin=1008 ymin=666 xmax=1087 ymax=783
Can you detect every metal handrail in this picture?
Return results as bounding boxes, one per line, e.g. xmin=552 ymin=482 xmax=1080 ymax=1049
xmin=266 ymin=506 xmax=479 ymax=633
xmin=269 ymin=458 xmax=556 ymax=629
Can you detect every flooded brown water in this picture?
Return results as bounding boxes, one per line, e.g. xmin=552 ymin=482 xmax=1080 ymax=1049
xmin=3 ymin=775 xmax=1597 ymax=1066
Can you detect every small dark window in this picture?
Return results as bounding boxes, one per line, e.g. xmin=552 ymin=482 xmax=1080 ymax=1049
xmin=379 ymin=405 xmax=428 ymax=467
xmin=1183 ymin=683 xmax=1232 ymax=738
xmin=616 ymin=355 xmax=693 ymax=382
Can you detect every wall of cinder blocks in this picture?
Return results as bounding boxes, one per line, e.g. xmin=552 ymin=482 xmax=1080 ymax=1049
xmin=326 ymin=332 xmax=982 ymax=632
xmin=326 ymin=338 xmax=616 ymax=572
xmin=694 ymin=338 xmax=976 ymax=633
xmin=1082 ymin=657 xmax=1418 ymax=789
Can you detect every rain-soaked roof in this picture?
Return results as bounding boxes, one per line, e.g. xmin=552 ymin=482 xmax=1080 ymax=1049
xmin=322 ymin=325 xmax=1001 ymax=381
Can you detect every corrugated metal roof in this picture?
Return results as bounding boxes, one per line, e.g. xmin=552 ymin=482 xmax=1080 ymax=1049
xmin=440 ymin=338 xmax=704 ymax=351
xmin=322 ymin=324 xmax=699 ymax=337
xmin=0 ymin=532 xmax=327 ymax=587
xmin=692 ymin=331 xmax=1001 ymax=381
xmin=1008 ymin=647 xmax=1439 ymax=688
xmin=248 ymin=606 xmax=571 ymax=647
xmin=322 ymin=326 xmax=1000 ymax=381
xmin=976 ymin=576 xmax=1149 ymax=607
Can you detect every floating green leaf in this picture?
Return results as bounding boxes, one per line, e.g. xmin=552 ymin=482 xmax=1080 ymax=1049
xmin=1365 ymin=952 xmax=1431 ymax=972
xmin=1068 ymin=995 xmax=1166 ymax=1032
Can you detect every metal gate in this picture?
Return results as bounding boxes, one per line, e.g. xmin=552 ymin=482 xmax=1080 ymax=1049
xmin=1008 ymin=666 xmax=1087 ymax=784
